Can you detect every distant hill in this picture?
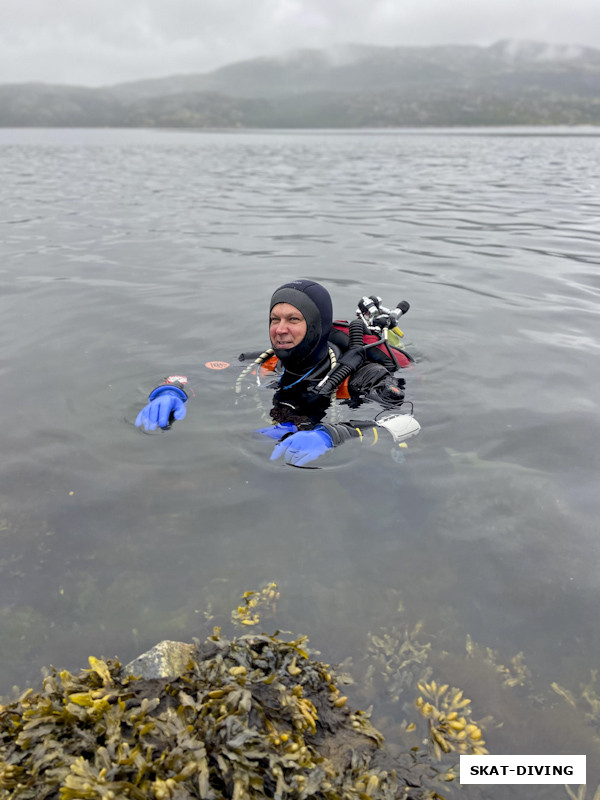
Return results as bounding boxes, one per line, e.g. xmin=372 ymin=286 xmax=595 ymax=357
xmin=2 ymin=40 xmax=600 ymax=128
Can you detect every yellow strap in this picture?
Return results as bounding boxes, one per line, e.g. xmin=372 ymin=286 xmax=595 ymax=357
xmin=355 ymin=426 xmax=378 ymax=445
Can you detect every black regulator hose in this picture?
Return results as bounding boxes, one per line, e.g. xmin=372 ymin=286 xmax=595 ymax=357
xmin=315 ymin=318 xmax=367 ymax=396
xmin=348 ymin=317 xmax=367 ymax=349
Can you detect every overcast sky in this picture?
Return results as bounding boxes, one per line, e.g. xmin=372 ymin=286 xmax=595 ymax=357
xmin=2 ymin=0 xmax=599 ymax=87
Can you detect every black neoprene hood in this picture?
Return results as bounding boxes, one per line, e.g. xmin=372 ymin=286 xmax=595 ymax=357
xmin=269 ymin=279 xmax=333 ymax=368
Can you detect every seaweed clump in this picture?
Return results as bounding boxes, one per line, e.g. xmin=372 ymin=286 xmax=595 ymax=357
xmin=465 ymin=634 xmax=531 ymax=690
xmin=231 ymin=583 xmax=280 ymax=628
xmin=415 ymin=681 xmax=487 ymax=760
xmin=365 ymin=621 xmax=432 ymax=704
xmin=552 ymin=670 xmax=600 ymax=737
xmin=0 ymin=628 xmax=443 ymax=800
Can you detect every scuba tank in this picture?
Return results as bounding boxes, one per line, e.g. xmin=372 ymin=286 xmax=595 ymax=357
xmin=313 ymin=297 xmax=414 ymax=398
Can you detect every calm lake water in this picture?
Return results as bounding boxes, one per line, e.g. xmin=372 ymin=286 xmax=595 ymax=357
xmin=1 ymin=127 xmax=600 ymax=797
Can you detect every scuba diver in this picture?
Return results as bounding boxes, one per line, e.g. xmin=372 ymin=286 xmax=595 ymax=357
xmin=135 ymin=279 xmax=420 ymax=467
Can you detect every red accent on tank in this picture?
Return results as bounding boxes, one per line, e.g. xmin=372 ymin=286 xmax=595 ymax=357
xmin=332 ymin=322 xmax=412 ymax=368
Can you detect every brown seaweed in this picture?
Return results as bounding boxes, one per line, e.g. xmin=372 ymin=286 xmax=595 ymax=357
xmin=0 ymin=628 xmax=447 ymax=800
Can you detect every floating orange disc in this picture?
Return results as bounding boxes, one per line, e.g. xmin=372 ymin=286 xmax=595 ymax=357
xmin=205 ymin=361 xmax=231 ymax=370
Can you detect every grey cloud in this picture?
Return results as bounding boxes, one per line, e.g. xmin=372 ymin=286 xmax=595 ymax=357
xmin=1 ymin=0 xmax=599 ymax=86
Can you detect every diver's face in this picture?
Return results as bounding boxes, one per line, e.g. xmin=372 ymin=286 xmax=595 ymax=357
xmin=269 ymin=303 xmax=307 ymax=350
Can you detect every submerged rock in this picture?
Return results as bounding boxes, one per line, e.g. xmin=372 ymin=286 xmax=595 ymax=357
xmin=122 ymin=640 xmax=195 ymax=680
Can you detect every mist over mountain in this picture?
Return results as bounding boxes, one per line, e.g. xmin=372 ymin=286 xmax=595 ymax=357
xmin=2 ymin=40 xmax=599 ymax=127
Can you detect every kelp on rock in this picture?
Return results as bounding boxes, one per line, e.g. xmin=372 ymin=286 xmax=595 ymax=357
xmin=0 ymin=621 xmax=451 ymax=800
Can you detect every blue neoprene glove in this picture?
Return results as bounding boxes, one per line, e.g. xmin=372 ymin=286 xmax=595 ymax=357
xmin=255 ymin=422 xmax=298 ymax=440
xmin=135 ymin=386 xmax=187 ymax=431
xmin=270 ymin=427 xmax=333 ymax=467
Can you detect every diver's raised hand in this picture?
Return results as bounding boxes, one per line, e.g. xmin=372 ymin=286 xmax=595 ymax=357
xmin=135 ymin=386 xmax=187 ymax=431
xmin=269 ymin=427 xmax=333 ymax=467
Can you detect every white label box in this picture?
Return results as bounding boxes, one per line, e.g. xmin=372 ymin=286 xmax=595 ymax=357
xmin=460 ymin=755 xmax=586 ymax=784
